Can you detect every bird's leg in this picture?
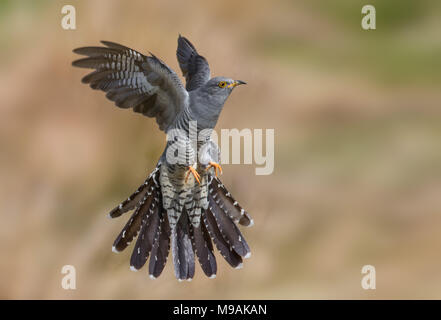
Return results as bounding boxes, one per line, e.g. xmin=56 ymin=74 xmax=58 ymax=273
xmin=206 ymin=161 xmax=223 ymax=177
xmin=185 ymin=166 xmax=201 ymax=184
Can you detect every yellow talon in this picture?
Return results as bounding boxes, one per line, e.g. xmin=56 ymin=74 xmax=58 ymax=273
xmin=206 ymin=161 xmax=223 ymax=177
xmin=185 ymin=166 xmax=201 ymax=184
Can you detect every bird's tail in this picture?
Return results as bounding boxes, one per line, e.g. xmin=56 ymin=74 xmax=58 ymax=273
xmin=108 ymin=164 xmax=253 ymax=280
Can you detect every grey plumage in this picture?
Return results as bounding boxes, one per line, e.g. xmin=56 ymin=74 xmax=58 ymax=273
xmin=191 ymin=220 xmax=217 ymax=278
xmin=203 ymin=203 xmax=244 ymax=269
xmin=73 ymin=35 xmax=251 ymax=280
xmin=73 ymin=40 xmax=187 ymax=131
xmin=148 ymin=211 xmax=170 ymax=278
xmin=176 ymin=35 xmax=210 ymax=91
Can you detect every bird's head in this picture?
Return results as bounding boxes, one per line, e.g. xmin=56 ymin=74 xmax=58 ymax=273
xmin=191 ymin=76 xmax=246 ymax=128
xmin=207 ymin=76 xmax=246 ymax=92
xmin=202 ymin=77 xmax=246 ymax=103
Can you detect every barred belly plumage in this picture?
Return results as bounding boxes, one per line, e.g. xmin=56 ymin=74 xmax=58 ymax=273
xmin=160 ymin=116 xmax=210 ymax=230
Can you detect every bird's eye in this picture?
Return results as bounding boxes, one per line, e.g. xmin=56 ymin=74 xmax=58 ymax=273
xmin=218 ymin=81 xmax=227 ymax=88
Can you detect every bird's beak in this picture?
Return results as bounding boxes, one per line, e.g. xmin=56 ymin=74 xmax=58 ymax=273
xmin=228 ymin=80 xmax=247 ymax=88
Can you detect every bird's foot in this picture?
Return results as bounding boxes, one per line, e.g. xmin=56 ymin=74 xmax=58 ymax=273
xmin=206 ymin=161 xmax=223 ymax=177
xmin=185 ymin=166 xmax=201 ymax=184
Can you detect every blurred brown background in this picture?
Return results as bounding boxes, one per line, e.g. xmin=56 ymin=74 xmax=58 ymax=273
xmin=1 ymin=0 xmax=441 ymax=299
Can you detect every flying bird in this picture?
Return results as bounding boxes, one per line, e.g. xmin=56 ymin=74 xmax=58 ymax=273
xmin=72 ymin=35 xmax=253 ymax=281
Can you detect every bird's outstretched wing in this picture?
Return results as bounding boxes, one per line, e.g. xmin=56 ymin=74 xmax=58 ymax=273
xmin=73 ymin=41 xmax=188 ymax=131
xmin=176 ymin=35 xmax=210 ymax=91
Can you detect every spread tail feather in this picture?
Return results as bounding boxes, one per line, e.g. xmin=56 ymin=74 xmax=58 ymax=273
xmin=209 ymin=177 xmax=254 ymax=227
xmin=110 ymin=164 xmax=252 ymax=280
xmin=108 ymin=167 xmax=160 ymax=218
xmin=148 ymin=211 xmax=171 ymax=278
xmin=208 ymin=196 xmax=251 ymax=258
xmin=190 ymin=221 xmax=217 ymax=278
xmin=203 ymin=207 xmax=243 ymax=269
xmin=129 ymin=192 xmax=160 ymax=270
xmin=171 ymin=213 xmax=195 ymax=281
xmin=112 ymin=182 xmax=159 ymax=253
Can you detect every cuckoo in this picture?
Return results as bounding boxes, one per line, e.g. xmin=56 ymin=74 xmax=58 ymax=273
xmin=73 ymin=35 xmax=253 ymax=281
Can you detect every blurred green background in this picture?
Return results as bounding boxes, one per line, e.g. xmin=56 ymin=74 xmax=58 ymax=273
xmin=1 ymin=0 xmax=441 ymax=299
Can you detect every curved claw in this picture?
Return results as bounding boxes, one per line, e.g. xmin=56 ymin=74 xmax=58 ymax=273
xmin=185 ymin=166 xmax=201 ymax=184
xmin=206 ymin=161 xmax=223 ymax=177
